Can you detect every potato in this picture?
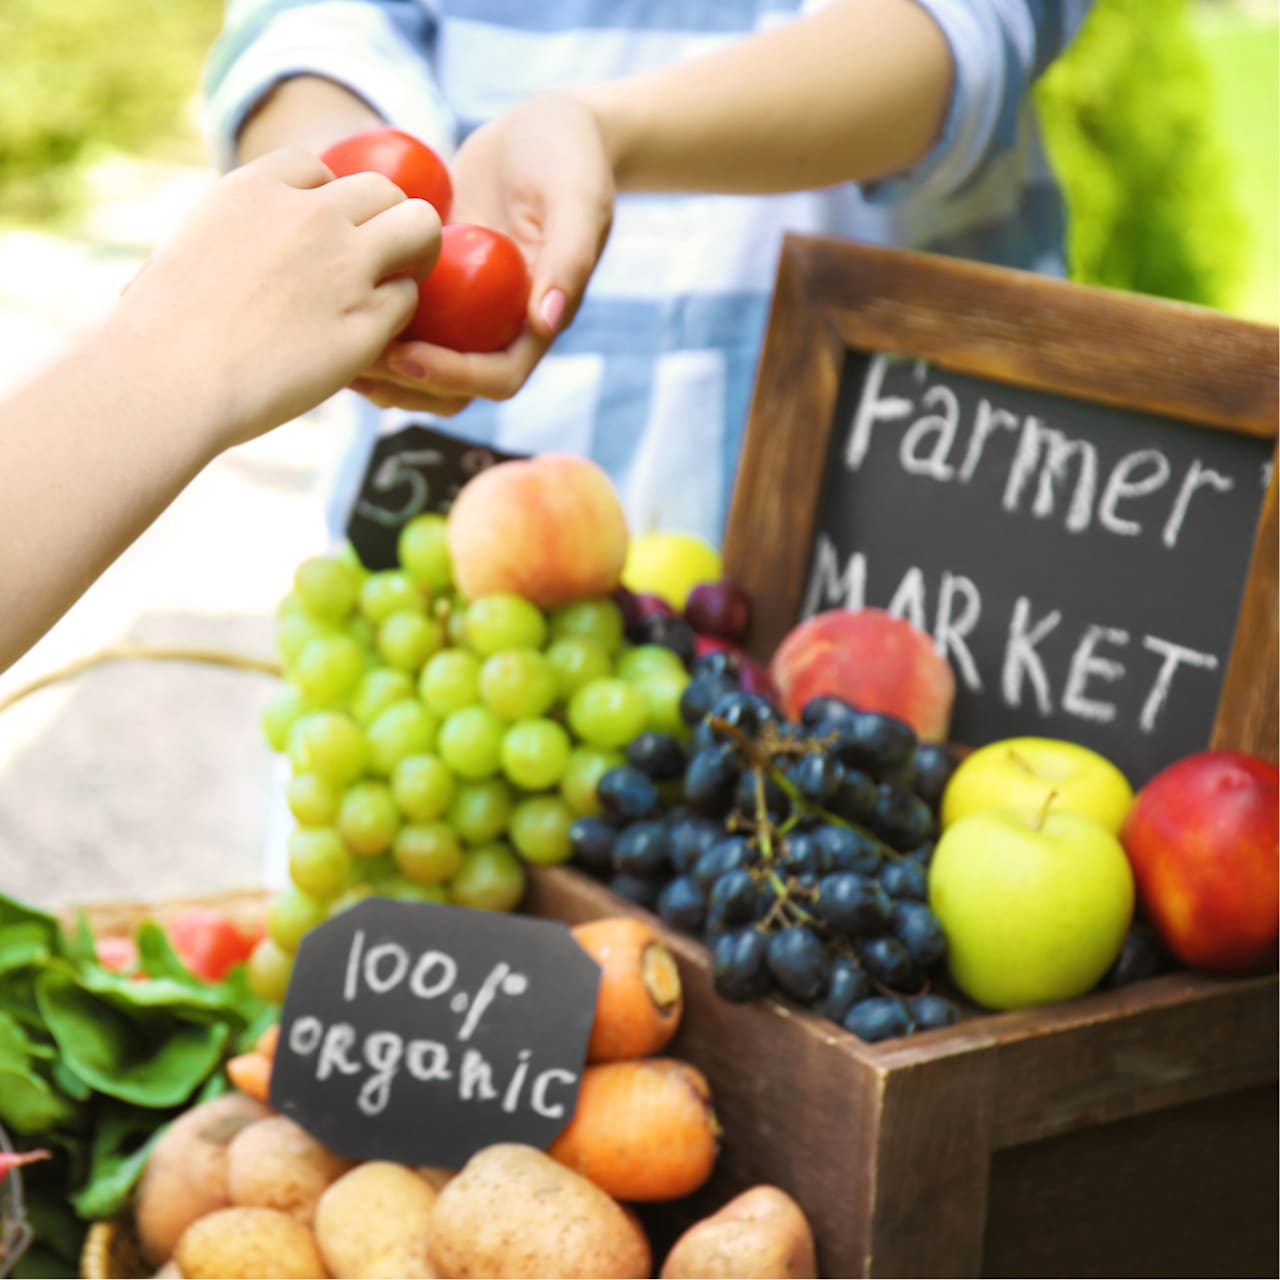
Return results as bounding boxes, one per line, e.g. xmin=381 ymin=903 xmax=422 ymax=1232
xmin=660 ymin=1186 xmax=817 ymax=1279
xmin=428 ymin=1144 xmax=650 ymax=1279
xmin=315 ymin=1162 xmax=438 ymax=1278
xmin=135 ymin=1093 xmax=272 ymax=1263
xmin=175 ymin=1206 xmax=327 ymax=1279
xmin=226 ymin=1115 xmax=354 ymax=1224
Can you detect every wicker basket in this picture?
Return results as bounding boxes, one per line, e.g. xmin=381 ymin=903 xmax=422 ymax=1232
xmin=80 ymin=1217 xmax=149 ymax=1280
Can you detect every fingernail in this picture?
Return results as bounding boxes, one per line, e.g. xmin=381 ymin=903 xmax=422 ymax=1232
xmin=388 ymin=355 xmax=426 ymax=379
xmin=539 ymin=288 xmax=566 ymax=334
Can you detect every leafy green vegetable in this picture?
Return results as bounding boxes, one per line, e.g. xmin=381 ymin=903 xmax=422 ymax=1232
xmin=0 ymin=891 xmax=271 ymax=1272
xmin=37 ymin=970 xmax=229 ymax=1107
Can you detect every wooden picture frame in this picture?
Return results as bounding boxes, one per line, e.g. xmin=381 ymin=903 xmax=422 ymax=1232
xmin=724 ymin=236 xmax=1278 ymax=764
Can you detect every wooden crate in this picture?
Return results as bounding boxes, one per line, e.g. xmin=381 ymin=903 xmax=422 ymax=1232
xmin=525 ymin=867 xmax=1279 ymax=1279
xmin=80 ymin=876 xmax=1278 ymax=1278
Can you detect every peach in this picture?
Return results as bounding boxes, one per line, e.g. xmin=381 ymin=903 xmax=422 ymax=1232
xmin=769 ymin=608 xmax=955 ymax=740
xmin=447 ymin=454 xmax=629 ymax=609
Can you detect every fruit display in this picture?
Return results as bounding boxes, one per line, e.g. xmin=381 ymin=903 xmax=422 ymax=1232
xmin=569 ymin=640 xmax=964 ymax=1043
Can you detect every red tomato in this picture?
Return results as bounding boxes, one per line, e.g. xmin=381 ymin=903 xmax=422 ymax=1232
xmin=406 ymin=223 xmax=531 ymax=353
xmin=320 ymin=127 xmax=453 ymax=219
xmin=167 ymin=908 xmax=256 ymax=984
xmin=96 ymin=936 xmax=139 ymax=974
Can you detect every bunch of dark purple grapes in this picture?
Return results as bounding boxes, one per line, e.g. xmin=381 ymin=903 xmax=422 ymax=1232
xmin=569 ymin=650 xmax=966 ymax=1043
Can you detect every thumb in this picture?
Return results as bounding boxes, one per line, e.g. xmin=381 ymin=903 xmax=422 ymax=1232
xmin=527 ymin=186 xmax=613 ymax=340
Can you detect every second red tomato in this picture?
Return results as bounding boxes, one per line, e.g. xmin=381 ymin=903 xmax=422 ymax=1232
xmin=406 ymin=224 xmax=531 ymax=353
xmin=321 ymin=127 xmax=453 ymax=219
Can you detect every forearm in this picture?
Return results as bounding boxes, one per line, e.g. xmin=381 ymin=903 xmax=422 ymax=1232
xmin=237 ymin=75 xmax=384 ymax=163
xmin=0 ymin=324 xmax=222 ymax=670
xmin=580 ymin=0 xmax=953 ymax=194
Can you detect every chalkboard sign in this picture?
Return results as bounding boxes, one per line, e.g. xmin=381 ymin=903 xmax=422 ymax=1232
xmin=269 ymin=898 xmax=600 ymax=1168
xmin=725 ymin=239 xmax=1278 ymax=785
xmin=347 ymin=423 xmax=526 ymax=569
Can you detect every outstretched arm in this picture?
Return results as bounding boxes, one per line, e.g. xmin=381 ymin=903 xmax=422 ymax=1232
xmin=0 ymin=149 xmax=440 ymax=672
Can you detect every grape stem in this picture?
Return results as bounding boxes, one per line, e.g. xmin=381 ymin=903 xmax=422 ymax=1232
xmin=0 ymin=643 xmax=282 ymax=715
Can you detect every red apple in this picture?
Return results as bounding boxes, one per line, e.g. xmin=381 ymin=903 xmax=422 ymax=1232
xmin=685 ymin=578 xmax=751 ymax=644
xmin=769 ymin=608 xmax=955 ymax=740
xmin=448 ymin=454 xmax=629 ymax=608
xmin=1121 ymin=750 xmax=1278 ymax=973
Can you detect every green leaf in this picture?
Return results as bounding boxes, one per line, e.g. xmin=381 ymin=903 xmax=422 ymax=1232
xmin=0 ymin=894 xmax=59 ymax=945
xmin=135 ymin=919 xmax=197 ymax=985
xmin=50 ymin=1058 xmax=91 ymax=1102
xmin=68 ymin=1104 xmax=167 ymax=1220
xmin=62 ymin=909 xmax=97 ymax=966
xmin=35 ymin=971 xmax=227 ymax=1108
xmin=0 ymin=924 xmax=52 ymax=977
xmin=74 ymin=960 xmax=242 ymax=1019
xmin=0 ymin=1069 xmax=75 ymax=1136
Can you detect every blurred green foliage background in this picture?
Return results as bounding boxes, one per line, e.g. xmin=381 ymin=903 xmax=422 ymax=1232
xmin=0 ymin=0 xmax=1275 ymax=321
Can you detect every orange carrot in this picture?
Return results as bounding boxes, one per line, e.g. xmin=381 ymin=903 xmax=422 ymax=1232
xmin=572 ymin=918 xmax=683 ymax=1062
xmin=255 ymin=1023 xmax=280 ymax=1059
xmin=548 ymin=1058 xmax=718 ymax=1201
xmin=226 ymin=1051 xmax=272 ymax=1104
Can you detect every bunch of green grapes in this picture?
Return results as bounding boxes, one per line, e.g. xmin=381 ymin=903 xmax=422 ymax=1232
xmin=247 ymin=514 xmax=691 ymax=1002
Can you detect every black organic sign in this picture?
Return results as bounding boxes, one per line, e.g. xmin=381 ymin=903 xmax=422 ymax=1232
xmin=802 ymin=353 xmax=1272 ymax=785
xmin=346 ymin=423 xmax=526 ymax=569
xmin=269 ymin=899 xmax=600 ymax=1167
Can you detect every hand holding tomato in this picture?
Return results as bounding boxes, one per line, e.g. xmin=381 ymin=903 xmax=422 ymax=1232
xmin=345 ymin=96 xmax=615 ymax=413
xmin=321 ymin=127 xmax=453 ymax=218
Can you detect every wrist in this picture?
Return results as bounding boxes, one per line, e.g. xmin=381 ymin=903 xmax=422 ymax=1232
xmin=573 ymin=82 xmax=646 ymax=191
xmin=237 ymin=75 xmax=384 ymax=163
xmin=91 ymin=308 xmax=238 ymax=467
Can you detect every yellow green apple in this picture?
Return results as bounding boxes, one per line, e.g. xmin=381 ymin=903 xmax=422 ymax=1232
xmin=622 ymin=530 xmax=722 ymax=610
xmin=941 ymin=736 xmax=1133 ymax=834
xmin=929 ymin=804 xmax=1135 ymax=1009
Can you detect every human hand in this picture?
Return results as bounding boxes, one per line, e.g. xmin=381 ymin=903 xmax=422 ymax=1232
xmin=353 ymin=91 xmax=615 ymax=415
xmin=108 ymin=148 xmax=441 ymax=450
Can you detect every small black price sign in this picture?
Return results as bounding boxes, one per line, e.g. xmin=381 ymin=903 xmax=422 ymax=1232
xmin=346 ymin=423 xmax=527 ymax=569
xmin=269 ymin=899 xmax=600 ymax=1168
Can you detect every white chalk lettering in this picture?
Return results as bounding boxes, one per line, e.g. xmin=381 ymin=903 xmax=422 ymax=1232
xmin=1003 ymin=419 xmax=1097 ymax=532
xmin=409 ymin=950 xmax=457 ymax=1000
xmin=899 ymin=383 xmax=959 ymax=481
xmin=1139 ymin=636 xmax=1219 ymax=732
xmin=288 ymin=1016 xmax=324 ymax=1057
xmin=364 ymin=942 xmax=410 ymax=995
xmin=886 ymin=566 xmax=928 ymax=632
xmin=406 ymin=1040 xmax=453 ymax=1082
xmin=935 ymin=572 xmax=983 ymax=693
xmin=530 ymin=1069 xmax=577 ymax=1120
xmin=459 ymin=1049 xmax=498 ymax=1102
xmin=1002 ymin=597 xmax=1060 ymax=715
xmin=458 ymin=963 xmax=518 ymax=1042
xmin=1062 ymin=626 xmax=1129 ymax=724
xmin=1162 ymin=460 xmax=1235 ymax=548
xmin=317 ymin=1022 xmax=362 ymax=1081
xmin=845 ymin=355 xmax=914 ymax=470
xmin=502 ymin=1050 xmax=533 ymax=1114
xmin=957 ymin=399 xmax=1020 ymax=482
xmin=1098 ymin=449 xmax=1171 ymax=537
xmin=803 ymin=536 xmax=865 ymax=615
xmin=343 ymin=929 xmax=365 ymax=1003
xmin=358 ymin=1032 xmax=404 ymax=1116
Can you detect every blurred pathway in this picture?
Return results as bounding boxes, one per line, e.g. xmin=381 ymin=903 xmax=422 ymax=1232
xmin=0 ymin=156 xmax=351 ymax=906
